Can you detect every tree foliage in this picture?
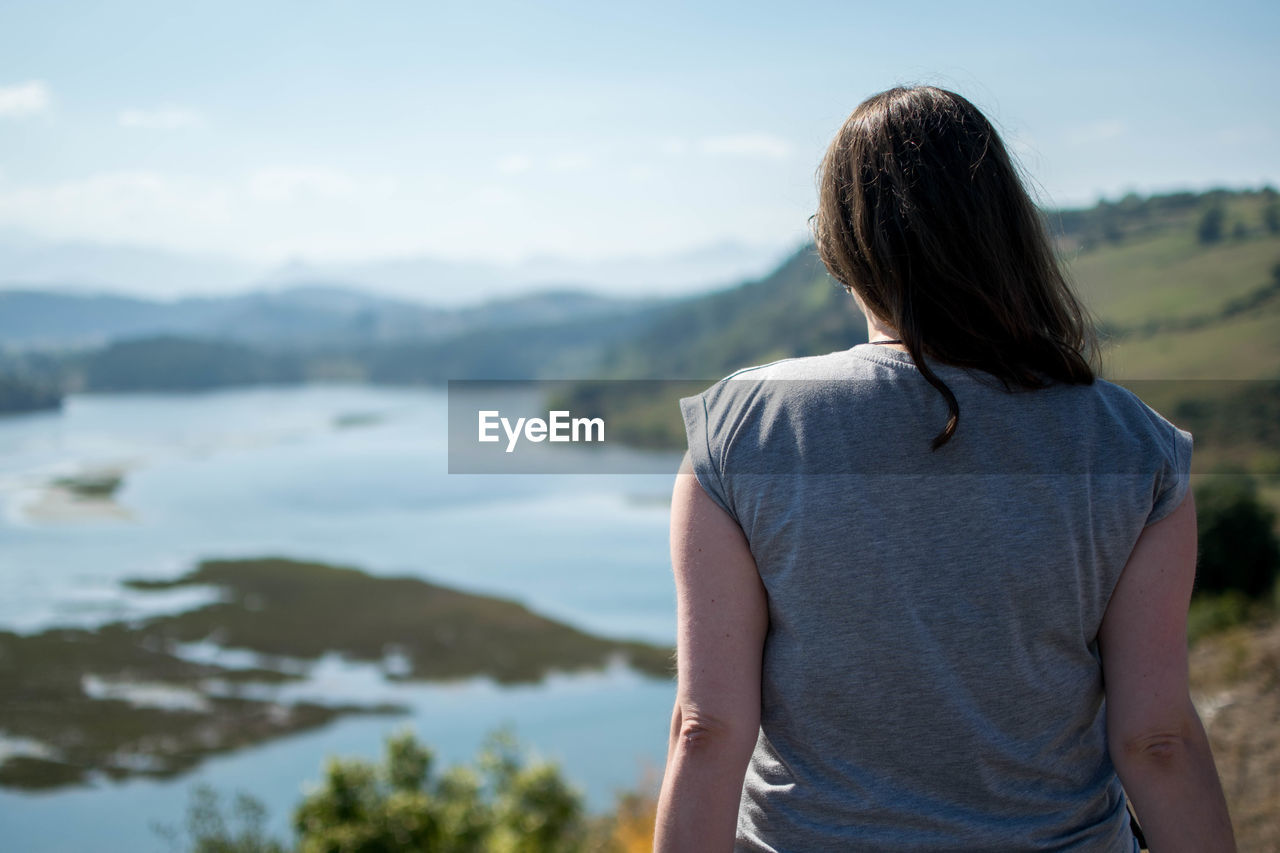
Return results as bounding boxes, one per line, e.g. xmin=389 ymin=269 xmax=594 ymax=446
xmin=293 ymin=728 xmax=586 ymax=853
xmin=0 ymin=372 xmax=62 ymax=413
xmin=1263 ymin=201 xmax=1280 ymax=235
xmin=81 ymin=336 xmax=307 ymax=391
xmin=163 ymin=729 xmax=590 ymax=853
xmin=1196 ymin=205 xmax=1226 ymax=244
xmin=1194 ymin=475 xmax=1280 ymax=599
xmin=153 ymin=785 xmax=287 ymax=853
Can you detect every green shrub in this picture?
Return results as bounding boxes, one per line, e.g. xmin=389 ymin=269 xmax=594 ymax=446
xmin=1194 ymin=475 xmax=1280 ymax=599
xmin=153 ymin=785 xmax=287 ymax=853
xmin=163 ymin=729 xmax=588 ymax=853
xmin=1187 ymin=591 xmax=1254 ymax=644
xmin=293 ymin=728 xmax=586 ymax=853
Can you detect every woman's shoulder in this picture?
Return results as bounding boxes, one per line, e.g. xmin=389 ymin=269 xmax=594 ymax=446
xmin=1086 ymin=378 xmax=1188 ymax=438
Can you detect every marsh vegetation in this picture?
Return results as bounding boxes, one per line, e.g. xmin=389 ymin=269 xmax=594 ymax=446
xmin=0 ymin=558 xmax=672 ymax=792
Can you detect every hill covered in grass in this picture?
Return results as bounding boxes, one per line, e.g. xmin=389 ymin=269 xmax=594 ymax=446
xmin=1068 ymin=189 xmax=1280 ymax=380
xmin=591 ymin=246 xmax=866 ymax=380
xmin=565 ymin=187 xmax=1280 ymax=453
xmin=7 ymin=188 xmax=1277 ymax=462
xmin=0 ymin=558 xmax=672 ymax=791
xmin=590 ymin=188 xmax=1280 ymax=383
xmin=593 ymin=187 xmax=1280 ymax=384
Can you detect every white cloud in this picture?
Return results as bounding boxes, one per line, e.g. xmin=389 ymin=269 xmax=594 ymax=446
xmin=549 ymin=153 xmax=593 ymax=172
xmin=697 ymin=133 xmax=792 ymax=160
xmin=0 ymin=170 xmax=233 ymax=236
xmin=494 ymin=152 xmax=593 ymax=175
xmin=1065 ymin=119 xmax=1127 ymax=147
xmin=0 ymin=154 xmax=800 ymax=268
xmin=0 ymin=80 xmax=51 ymax=118
xmin=625 ymin=164 xmax=659 ymax=182
xmin=496 ymin=154 xmax=533 ymax=174
xmin=117 ymin=107 xmax=206 ymax=130
xmin=247 ymin=167 xmax=378 ymax=203
xmin=659 ymin=137 xmax=689 ymax=156
xmin=0 ymin=168 xmax=406 ymax=261
xmin=1004 ymin=130 xmax=1038 ymax=160
xmin=1213 ymin=126 xmax=1272 ymax=146
xmin=465 ymin=184 xmax=524 ymax=208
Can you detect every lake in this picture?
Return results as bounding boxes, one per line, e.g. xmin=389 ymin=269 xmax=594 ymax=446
xmin=0 ymin=384 xmax=681 ymax=851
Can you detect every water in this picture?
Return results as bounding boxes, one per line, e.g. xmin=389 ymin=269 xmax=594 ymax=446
xmin=0 ymin=385 xmax=681 ymax=851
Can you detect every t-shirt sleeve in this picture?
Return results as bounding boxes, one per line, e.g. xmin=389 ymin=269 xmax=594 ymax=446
xmin=1146 ymin=421 xmax=1193 ymax=526
xmin=678 ymin=389 xmax=737 ymax=521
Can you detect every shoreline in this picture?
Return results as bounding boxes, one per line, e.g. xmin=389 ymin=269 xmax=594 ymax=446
xmin=0 ymin=557 xmax=673 ymax=792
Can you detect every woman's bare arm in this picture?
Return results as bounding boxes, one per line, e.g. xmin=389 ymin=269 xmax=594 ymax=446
xmin=654 ymin=455 xmax=768 ymax=853
xmin=1098 ymin=490 xmax=1235 ymax=852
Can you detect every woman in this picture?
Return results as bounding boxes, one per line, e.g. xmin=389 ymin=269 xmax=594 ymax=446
xmin=654 ymin=87 xmax=1235 ymax=852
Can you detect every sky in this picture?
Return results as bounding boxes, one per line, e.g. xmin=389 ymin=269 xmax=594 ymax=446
xmin=0 ymin=0 xmax=1277 ymax=297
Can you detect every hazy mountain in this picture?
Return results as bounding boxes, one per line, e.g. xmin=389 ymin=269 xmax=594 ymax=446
xmin=591 ymin=245 xmax=864 ymax=380
xmin=0 ymin=232 xmax=257 ymax=299
xmin=0 ymin=285 xmax=657 ymax=350
xmin=256 ymin=240 xmax=794 ymax=305
xmin=561 ymin=187 xmax=1280 ymax=447
xmin=11 ymin=188 xmax=1274 ymax=404
xmin=0 ymin=229 xmax=793 ymax=305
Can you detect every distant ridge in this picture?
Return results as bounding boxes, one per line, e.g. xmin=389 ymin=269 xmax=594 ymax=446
xmin=0 ymin=285 xmax=656 ymax=350
xmin=0 ymin=188 xmax=1275 ymax=400
xmin=0 ymin=232 xmax=791 ymax=306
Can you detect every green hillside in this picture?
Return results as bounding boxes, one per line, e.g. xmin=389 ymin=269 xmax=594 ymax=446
xmin=1071 ymin=190 xmax=1280 ymax=477
xmin=575 ymin=188 xmax=1280 ymax=455
xmin=1076 ymin=232 xmax=1278 ymax=333
xmin=594 ymin=188 xmax=1280 ymax=383
xmin=594 ymin=246 xmax=865 ymax=380
xmin=11 ymin=188 xmax=1277 ymax=467
xmin=547 ymin=246 xmax=867 ymax=447
xmin=1069 ymin=189 xmax=1280 ymax=379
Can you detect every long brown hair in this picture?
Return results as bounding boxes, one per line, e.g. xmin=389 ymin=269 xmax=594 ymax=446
xmin=813 ymin=86 xmax=1098 ymax=449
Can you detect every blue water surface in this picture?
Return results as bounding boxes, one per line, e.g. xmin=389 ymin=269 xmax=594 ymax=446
xmin=0 ymin=385 xmax=680 ymax=851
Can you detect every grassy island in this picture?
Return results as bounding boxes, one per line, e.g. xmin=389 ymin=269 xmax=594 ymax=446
xmin=0 ymin=558 xmax=673 ymax=791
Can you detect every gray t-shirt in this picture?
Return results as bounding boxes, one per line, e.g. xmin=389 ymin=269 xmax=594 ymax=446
xmin=679 ymin=343 xmax=1191 ymax=852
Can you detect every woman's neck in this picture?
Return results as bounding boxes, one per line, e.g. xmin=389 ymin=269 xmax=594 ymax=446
xmin=865 ymin=315 xmax=907 ymax=351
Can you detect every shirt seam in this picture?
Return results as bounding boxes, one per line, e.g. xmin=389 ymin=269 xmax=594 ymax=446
xmin=847 ymin=346 xmax=921 ymax=371
xmin=847 ymin=346 xmax=1008 ymax=389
